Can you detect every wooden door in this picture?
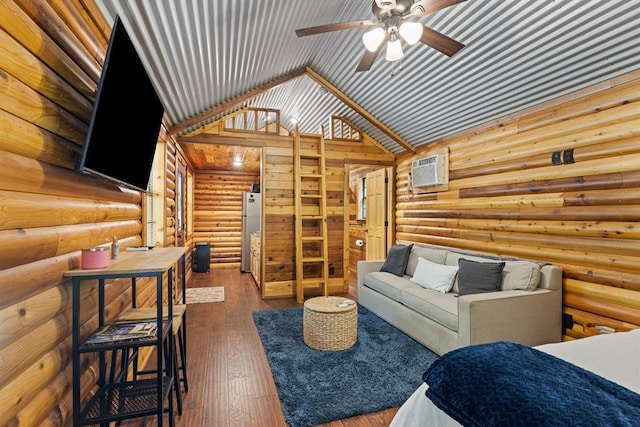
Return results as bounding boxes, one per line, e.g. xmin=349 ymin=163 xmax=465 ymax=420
xmin=365 ymin=168 xmax=387 ymax=260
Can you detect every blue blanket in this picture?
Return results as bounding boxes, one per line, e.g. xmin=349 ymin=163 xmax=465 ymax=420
xmin=423 ymin=341 xmax=640 ymax=427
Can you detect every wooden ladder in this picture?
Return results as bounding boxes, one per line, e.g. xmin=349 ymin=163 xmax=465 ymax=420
xmin=294 ymin=128 xmax=329 ymax=303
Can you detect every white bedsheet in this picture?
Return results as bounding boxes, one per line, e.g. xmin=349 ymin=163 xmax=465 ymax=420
xmin=390 ymin=329 xmax=640 ymax=426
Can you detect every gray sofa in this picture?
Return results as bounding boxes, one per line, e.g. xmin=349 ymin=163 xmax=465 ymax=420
xmin=357 ymin=242 xmax=562 ymax=356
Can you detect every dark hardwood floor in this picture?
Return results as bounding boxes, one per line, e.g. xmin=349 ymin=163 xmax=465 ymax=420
xmin=124 ymin=268 xmax=399 ymax=426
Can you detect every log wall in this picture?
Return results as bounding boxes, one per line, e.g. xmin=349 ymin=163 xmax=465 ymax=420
xmin=395 ymin=72 xmax=640 ymax=340
xmin=193 ymin=170 xmax=260 ymax=268
xmin=0 ymin=1 xmax=182 ymax=424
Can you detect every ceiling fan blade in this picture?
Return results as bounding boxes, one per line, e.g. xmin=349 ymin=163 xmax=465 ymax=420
xmin=420 ymin=26 xmax=464 ymax=57
xmin=355 ymin=33 xmax=389 ymax=72
xmin=410 ymin=0 xmax=467 ymax=17
xmin=295 ymin=20 xmax=374 ymax=37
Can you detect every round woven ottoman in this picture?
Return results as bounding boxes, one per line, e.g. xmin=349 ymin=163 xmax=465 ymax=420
xmin=303 ymin=296 xmax=357 ymax=351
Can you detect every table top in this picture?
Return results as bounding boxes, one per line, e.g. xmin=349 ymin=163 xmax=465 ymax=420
xmin=64 ymin=246 xmax=187 ymax=278
xmin=303 ymin=296 xmax=356 ymax=314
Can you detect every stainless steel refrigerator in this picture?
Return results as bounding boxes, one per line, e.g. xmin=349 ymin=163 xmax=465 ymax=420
xmin=241 ymin=192 xmax=261 ymax=272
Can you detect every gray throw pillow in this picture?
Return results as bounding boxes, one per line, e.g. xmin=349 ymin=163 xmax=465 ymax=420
xmin=380 ymin=244 xmax=413 ymax=277
xmin=457 ymin=258 xmax=505 ymax=295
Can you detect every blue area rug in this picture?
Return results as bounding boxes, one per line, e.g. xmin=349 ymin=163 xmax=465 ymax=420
xmin=252 ymin=305 xmax=438 ymax=427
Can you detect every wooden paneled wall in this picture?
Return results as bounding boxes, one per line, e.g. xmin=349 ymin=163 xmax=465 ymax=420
xmin=193 ymin=170 xmax=259 ymax=268
xmin=0 ymin=1 xmax=181 ymax=424
xmin=395 ymin=72 xmax=640 ymax=340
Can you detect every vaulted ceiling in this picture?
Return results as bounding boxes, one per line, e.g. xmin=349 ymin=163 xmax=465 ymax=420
xmin=95 ymin=0 xmax=640 ymax=155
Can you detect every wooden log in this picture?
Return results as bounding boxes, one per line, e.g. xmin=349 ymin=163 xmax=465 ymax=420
xmin=15 ymin=0 xmax=102 ymax=83
xmin=6 ymin=363 xmax=70 ymax=426
xmin=452 ymin=136 xmax=640 ymax=180
xmin=0 ymin=109 xmax=79 ymax=169
xmin=397 ymin=204 xmax=640 ymax=221
xmin=0 ymin=67 xmax=88 ymax=145
xmin=561 ymin=263 xmax=640 ymax=291
xmin=519 ymin=78 xmax=640 ymax=129
xmin=563 ymin=278 xmax=640 ymax=309
xmin=0 ymin=190 xmax=141 ymax=230
xmin=395 ymin=216 xmax=640 ymax=239
xmin=1 ymin=0 xmax=97 ymax=97
xmin=0 ymin=333 xmax=69 ymax=424
xmin=0 ymin=27 xmax=91 ymax=120
xmin=458 ymin=170 xmax=640 ymax=199
xmin=46 ymin=0 xmax=104 ymax=66
xmin=563 ymin=292 xmax=640 ymax=325
xmin=0 ymin=150 xmax=141 ymax=203
xmin=0 ymin=253 xmax=78 ymax=310
xmin=451 ymin=104 xmax=640 ymax=168
xmin=0 ymin=222 xmax=141 ymax=270
xmin=451 ymin=153 xmax=640 ymax=190
xmin=396 ymin=192 xmax=564 ymax=211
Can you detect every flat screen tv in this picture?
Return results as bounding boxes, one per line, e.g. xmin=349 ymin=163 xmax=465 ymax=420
xmin=76 ymin=15 xmax=164 ymax=192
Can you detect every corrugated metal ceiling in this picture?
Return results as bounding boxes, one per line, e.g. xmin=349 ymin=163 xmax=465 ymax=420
xmin=95 ymin=0 xmax=640 ymax=154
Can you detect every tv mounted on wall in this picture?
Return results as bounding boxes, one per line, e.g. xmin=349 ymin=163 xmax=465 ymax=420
xmin=76 ymin=15 xmax=164 ymax=192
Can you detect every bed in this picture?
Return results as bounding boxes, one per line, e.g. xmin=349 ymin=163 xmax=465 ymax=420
xmin=390 ymin=329 xmax=640 ymax=426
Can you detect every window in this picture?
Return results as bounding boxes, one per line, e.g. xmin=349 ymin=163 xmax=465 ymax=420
xmin=357 ymin=176 xmax=367 ymax=220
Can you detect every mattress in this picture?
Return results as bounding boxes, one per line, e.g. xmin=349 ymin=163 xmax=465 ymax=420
xmin=390 ymin=329 xmax=640 ymax=426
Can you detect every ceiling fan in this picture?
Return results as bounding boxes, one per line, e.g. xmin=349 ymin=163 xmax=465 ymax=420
xmin=295 ymin=0 xmax=466 ymax=72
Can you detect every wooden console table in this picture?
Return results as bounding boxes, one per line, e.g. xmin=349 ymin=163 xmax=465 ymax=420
xmin=65 ymin=246 xmax=186 ymax=426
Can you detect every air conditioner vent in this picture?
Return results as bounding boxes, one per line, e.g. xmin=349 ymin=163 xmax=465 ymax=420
xmin=411 ymin=155 xmax=445 ymax=187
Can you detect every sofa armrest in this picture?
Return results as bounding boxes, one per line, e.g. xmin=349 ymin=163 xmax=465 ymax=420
xmin=458 ymin=288 xmax=562 ymax=348
xmin=357 ymin=260 xmax=385 ymax=291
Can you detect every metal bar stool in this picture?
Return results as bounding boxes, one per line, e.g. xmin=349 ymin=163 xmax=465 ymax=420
xmin=116 ymin=305 xmax=188 ymax=414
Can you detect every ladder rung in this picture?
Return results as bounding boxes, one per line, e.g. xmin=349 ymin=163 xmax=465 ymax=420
xmin=301 ymin=278 xmax=325 ymax=286
xmin=301 ymin=256 xmax=325 ymax=263
xmin=300 ymin=173 xmax=322 ymax=179
xmin=302 ymin=236 xmax=325 ymax=242
xmin=301 ymin=215 xmax=324 ymax=220
xmin=301 ymin=194 xmax=322 ymax=199
xmin=300 ymin=153 xmax=322 ymax=159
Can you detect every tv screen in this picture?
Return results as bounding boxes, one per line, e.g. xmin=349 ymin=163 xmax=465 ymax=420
xmin=76 ymin=15 xmax=164 ymax=192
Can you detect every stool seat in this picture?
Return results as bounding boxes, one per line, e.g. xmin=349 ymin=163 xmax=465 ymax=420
xmin=116 ymin=304 xmax=188 ymax=415
xmin=118 ymin=305 xmax=186 ymax=334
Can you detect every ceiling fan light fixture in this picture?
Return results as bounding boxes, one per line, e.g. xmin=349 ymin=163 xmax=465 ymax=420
xmin=386 ymin=37 xmax=403 ymax=61
xmin=362 ymin=27 xmax=386 ymax=52
xmin=374 ymin=0 xmax=397 ymax=10
xmin=399 ymin=21 xmax=423 ymax=45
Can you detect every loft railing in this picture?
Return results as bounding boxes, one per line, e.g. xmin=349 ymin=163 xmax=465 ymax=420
xmin=329 ymin=115 xmax=362 ymax=141
xmin=223 ymin=107 xmax=281 ymax=135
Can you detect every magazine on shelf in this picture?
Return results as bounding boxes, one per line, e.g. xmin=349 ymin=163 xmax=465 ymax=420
xmin=85 ymin=320 xmax=158 ymax=344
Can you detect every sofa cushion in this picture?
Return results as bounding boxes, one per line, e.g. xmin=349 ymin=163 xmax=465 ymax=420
xmin=400 ymin=288 xmax=459 ymax=331
xmin=458 ymin=258 xmax=505 ymax=295
xmin=410 ymin=257 xmax=459 ymax=293
xmin=364 ymin=271 xmax=420 ymax=301
xmin=502 ymin=261 xmax=541 ymax=291
xmin=406 ymin=246 xmax=448 ymax=277
xmin=380 ymin=243 xmax=413 ymax=276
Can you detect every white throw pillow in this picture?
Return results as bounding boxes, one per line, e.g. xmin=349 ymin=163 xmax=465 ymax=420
xmin=410 ymin=257 xmax=459 ymax=293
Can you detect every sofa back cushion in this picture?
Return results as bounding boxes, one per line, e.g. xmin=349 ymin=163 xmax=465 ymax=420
xmin=406 ymin=246 xmax=448 ymax=277
xmin=380 ymin=243 xmax=413 ymax=276
xmin=502 ymin=261 xmax=541 ymax=291
xmin=457 ymin=258 xmax=505 ymax=295
xmin=410 ymin=257 xmax=459 ymax=293
xmin=445 ymin=251 xmax=542 ymax=293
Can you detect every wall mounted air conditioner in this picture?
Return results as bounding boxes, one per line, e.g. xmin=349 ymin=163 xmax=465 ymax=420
xmin=411 ymin=155 xmax=446 ymax=187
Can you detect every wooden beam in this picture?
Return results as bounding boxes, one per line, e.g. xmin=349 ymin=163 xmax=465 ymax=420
xmin=169 ymin=67 xmax=307 ymax=136
xmin=177 ymin=133 xmax=290 ymax=147
xmin=304 ymin=67 xmax=416 ymax=154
